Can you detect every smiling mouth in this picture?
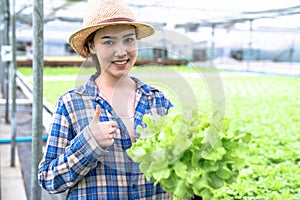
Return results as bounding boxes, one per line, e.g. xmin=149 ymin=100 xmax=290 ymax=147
xmin=112 ymin=59 xmax=129 ymax=65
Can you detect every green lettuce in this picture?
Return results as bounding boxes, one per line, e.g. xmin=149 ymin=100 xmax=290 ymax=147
xmin=127 ymin=108 xmax=251 ymax=200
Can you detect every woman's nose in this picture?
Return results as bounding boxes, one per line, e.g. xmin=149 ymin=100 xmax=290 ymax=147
xmin=115 ymin=42 xmax=127 ymax=57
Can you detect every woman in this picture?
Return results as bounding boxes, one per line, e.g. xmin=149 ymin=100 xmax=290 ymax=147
xmin=38 ymin=0 xmax=172 ymax=199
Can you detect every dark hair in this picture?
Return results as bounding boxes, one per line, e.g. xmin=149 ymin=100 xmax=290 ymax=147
xmin=84 ymin=31 xmax=101 ymax=75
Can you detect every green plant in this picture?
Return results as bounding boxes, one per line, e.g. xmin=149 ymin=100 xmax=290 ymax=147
xmin=127 ymin=108 xmax=251 ymax=200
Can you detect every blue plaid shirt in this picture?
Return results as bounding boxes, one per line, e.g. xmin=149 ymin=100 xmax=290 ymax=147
xmin=38 ymin=75 xmax=173 ymax=199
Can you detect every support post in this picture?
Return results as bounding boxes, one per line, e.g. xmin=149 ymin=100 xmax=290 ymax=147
xmin=247 ymin=20 xmax=253 ymax=71
xmin=10 ymin=0 xmax=17 ymax=167
xmin=31 ymin=0 xmax=44 ymax=198
xmin=2 ymin=0 xmax=10 ymax=124
xmin=210 ymin=24 xmax=215 ymax=60
xmin=0 ymin=0 xmax=3 ymax=87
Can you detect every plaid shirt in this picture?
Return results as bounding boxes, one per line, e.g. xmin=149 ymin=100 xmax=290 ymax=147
xmin=38 ymin=75 xmax=173 ymax=199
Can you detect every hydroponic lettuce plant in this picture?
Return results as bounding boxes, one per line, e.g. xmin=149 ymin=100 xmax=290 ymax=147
xmin=127 ymin=108 xmax=251 ymax=200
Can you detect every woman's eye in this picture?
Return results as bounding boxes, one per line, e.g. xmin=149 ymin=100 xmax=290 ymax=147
xmin=125 ymin=38 xmax=135 ymax=43
xmin=103 ymin=40 xmax=114 ymax=45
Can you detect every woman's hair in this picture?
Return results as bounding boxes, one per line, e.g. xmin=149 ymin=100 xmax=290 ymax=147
xmin=84 ymin=31 xmax=101 ymax=75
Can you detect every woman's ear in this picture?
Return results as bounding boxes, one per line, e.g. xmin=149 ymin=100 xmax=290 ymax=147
xmin=88 ymin=42 xmax=96 ymax=54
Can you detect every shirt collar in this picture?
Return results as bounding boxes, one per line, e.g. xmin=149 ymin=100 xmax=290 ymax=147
xmin=74 ymin=75 xmax=158 ymax=99
xmin=74 ymin=74 xmax=98 ymax=99
xmin=131 ymin=76 xmax=158 ymax=95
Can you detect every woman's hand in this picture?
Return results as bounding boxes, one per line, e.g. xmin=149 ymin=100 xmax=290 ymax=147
xmin=88 ymin=105 xmax=119 ymax=148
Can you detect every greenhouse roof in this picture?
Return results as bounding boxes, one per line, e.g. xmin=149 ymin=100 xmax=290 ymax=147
xmin=12 ymin=0 xmax=300 ymax=32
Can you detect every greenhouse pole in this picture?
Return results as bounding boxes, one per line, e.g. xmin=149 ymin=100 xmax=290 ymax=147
xmin=247 ymin=20 xmax=253 ymax=71
xmin=210 ymin=24 xmax=215 ymax=60
xmin=2 ymin=0 xmax=10 ymax=124
xmin=10 ymin=0 xmax=17 ymax=167
xmin=31 ymin=0 xmax=44 ymax=198
xmin=0 ymin=0 xmax=3 ymax=86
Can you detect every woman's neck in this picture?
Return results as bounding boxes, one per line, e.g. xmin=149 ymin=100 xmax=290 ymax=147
xmin=95 ymin=73 xmax=137 ymax=123
xmin=95 ymin=74 xmax=135 ymax=93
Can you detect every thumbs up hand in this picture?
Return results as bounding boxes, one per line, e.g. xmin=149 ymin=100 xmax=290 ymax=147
xmin=88 ymin=105 xmax=118 ymax=149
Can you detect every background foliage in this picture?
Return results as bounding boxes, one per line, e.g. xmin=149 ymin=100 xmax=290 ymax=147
xmin=18 ymin=66 xmax=300 ymax=199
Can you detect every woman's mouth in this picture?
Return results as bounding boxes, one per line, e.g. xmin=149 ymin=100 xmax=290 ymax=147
xmin=112 ymin=59 xmax=129 ymax=67
xmin=113 ymin=60 xmax=127 ymax=65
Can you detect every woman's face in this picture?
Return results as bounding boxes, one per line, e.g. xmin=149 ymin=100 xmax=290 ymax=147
xmin=89 ymin=24 xmax=138 ymax=79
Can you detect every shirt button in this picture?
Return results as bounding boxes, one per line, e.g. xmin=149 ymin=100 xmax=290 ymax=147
xmin=132 ymin=183 xmax=137 ymax=189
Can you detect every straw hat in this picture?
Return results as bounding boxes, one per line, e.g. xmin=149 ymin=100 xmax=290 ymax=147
xmin=69 ymin=0 xmax=155 ymax=58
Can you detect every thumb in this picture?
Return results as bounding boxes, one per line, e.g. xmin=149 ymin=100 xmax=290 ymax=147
xmin=92 ymin=105 xmax=101 ymax=122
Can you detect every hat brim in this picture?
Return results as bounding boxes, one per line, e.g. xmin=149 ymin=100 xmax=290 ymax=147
xmin=69 ymin=21 xmax=155 ymax=58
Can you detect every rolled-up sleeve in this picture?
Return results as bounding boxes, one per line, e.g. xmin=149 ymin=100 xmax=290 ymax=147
xmin=38 ymin=102 xmax=107 ymax=193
